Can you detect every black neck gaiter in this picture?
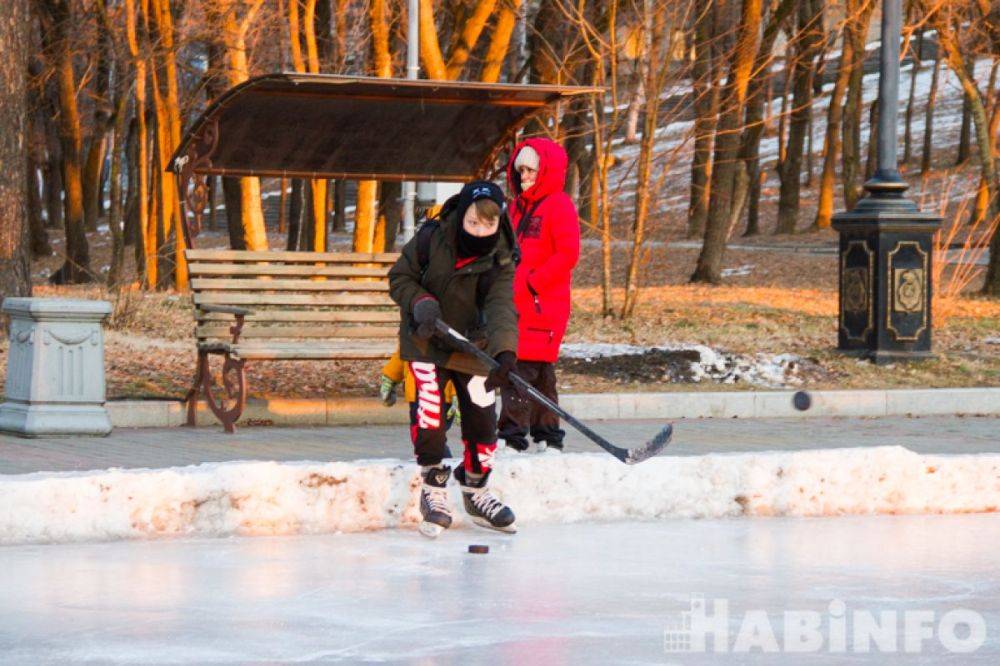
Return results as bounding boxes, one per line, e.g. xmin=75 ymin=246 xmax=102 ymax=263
xmin=457 ymin=225 xmax=499 ymax=259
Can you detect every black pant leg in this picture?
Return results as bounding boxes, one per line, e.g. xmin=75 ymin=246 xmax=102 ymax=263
xmin=446 ymin=369 xmax=499 ymax=475
xmin=497 ymin=360 xmax=539 ymax=450
xmin=529 ymin=361 xmax=566 ymax=446
xmin=408 ymin=361 xmax=450 ymax=466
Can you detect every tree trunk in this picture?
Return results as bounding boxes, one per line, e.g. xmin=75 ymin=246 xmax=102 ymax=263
xmin=687 ymin=5 xmax=716 ymax=238
xmin=123 ymin=116 xmax=141 ymax=262
xmin=419 ymin=0 xmax=448 ymax=79
xmin=83 ymin=3 xmax=113 ymax=233
xmin=222 ymin=177 xmax=246 ymax=250
xmin=903 ymin=29 xmax=923 ymax=165
xmin=970 ymin=62 xmax=999 ymax=226
xmin=286 ymin=178 xmax=303 ymax=250
xmin=865 ymin=98 xmax=879 ymax=179
xmin=921 ymin=52 xmax=941 ymax=175
xmin=224 ymin=0 xmax=267 ymax=252
xmin=956 ymin=95 xmax=972 ymax=164
xmin=309 ymin=179 xmax=326 ymax=251
xmin=624 ymin=56 xmax=646 ymax=145
xmin=207 ymin=176 xmax=217 ymax=230
xmin=481 ymin=0 xmax=522 ymax=83
xmin=692 ymin=0 xmax=763 ymax=283
xmin=41 ymin=0 xmax=92 ymax=284
xmin=107 ymin=77 xmax=130 ymax=287
xmin=332 ymin=179 xmax=346 ymax=231
xmin=814 ymin=33 xmax=852 ymax=229
xmin=125 ymin=0 xmax=152 ymax=285
xmin=445 ymin=0 xmax=497 ymax=79
xmin=352 ymin=0 xmax=394 ymax=253
xmin=929 ymin=13 xmax=998 ymax=292
xmin=26 ymin=108 xmax=51 ymax=257
xmin=775 ymin=0 xmax=823 ymax=234
xmin=42 ymin=115 xmax=64 ymax=230
xmin=0 ymin=0 xmax=31 ymax=300
xmin=741 ymin=0 xmax=799 ymax=236
xmin=379 ymin=181 xmax=402 ymax=249
xmin=841 ymin=0 xmax=875 ymax=211
xmin=622 ymin=2 xmax=666 ymax=318
xmin=147 ymin=0 xmax=188 ymax=288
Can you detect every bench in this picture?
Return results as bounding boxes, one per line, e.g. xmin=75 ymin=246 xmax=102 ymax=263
xmin=184 ymin=249 xmax=401 ymax=432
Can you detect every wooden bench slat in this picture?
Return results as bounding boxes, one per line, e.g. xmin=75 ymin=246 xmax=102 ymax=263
xmin=186 ymin=249 xmax=400 ymax=263
xmin=196 ymin=325 xmax=398 ymax=340
xmin=200 ymin=340 xmax=397 ymax=360
xmin=194 ymin=293 xmax=395 ymax=307
xmin=188 ymin=263 xmax=391 ymax=278
xmin=191 ymin=278 xmax=390 ymax=292
xmin=196 ymin=310 xmax=399 ymax=323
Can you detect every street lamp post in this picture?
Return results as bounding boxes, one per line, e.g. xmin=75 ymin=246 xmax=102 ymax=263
xmin=831 ymin=0 xmax=941 ymax=364
xmin=401 ymin=0 xmax=420 ymax=242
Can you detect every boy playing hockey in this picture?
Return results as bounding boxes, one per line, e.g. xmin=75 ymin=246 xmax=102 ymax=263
xmin=388 ymin=181 xmax=519 ymax=537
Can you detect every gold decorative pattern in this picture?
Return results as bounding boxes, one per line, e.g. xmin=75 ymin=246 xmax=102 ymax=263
xmin=843 ymin=268 xmax=868 ymax=313
xmin=894 ymin=268 xmax=924 ymax=313
xmin=886 ymin=241 xmax=929 ymax=342
xmin=840 ymin=240 xmax=874 ymax=343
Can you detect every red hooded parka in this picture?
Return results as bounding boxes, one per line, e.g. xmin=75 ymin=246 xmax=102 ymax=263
xmin=507 ymin=138 xmax=581 ymax=363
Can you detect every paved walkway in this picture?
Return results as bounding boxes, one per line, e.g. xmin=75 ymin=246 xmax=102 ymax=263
xmin=1 ymin=415 xmax=997 ymax=475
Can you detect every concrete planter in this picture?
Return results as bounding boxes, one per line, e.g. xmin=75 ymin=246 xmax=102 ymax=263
xmin=1 ymin=298 xmax=113 ymax=437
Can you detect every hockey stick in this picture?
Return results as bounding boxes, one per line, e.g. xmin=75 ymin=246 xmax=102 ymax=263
xmin=434 ymin=320 xmax=672 ymax=464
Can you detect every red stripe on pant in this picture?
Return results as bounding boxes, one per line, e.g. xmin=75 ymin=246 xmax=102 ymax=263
xmin=463 ymin=440 xmax=497 ymax=475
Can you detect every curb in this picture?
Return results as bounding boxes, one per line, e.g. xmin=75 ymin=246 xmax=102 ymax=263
xmin=105 ymin=387 xmax=1000 ymax=429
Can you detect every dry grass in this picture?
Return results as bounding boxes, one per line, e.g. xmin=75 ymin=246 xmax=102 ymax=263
xmin=3 ymin=281 xmax=994 ymax=400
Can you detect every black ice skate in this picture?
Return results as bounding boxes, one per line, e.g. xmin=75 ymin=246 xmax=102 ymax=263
xmin=454 ymin=467 xmax=516 ymax=533
xmin=419 ymin=465 xmax=453 ymax=539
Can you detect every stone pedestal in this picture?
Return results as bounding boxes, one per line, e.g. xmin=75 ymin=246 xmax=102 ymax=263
xmin=1 ymin=298 xmax=113 ymax=437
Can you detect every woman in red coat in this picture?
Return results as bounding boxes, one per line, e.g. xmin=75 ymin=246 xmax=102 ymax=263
xmin=499 ymin=137 xmax=580 ymax=452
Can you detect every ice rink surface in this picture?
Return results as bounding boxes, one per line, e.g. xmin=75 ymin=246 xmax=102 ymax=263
xmin=2 ymin=514 xmax=999 ymax=664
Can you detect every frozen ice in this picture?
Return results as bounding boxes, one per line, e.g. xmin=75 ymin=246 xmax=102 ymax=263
xmin=1 ymin=515 xmax=999 ymax=663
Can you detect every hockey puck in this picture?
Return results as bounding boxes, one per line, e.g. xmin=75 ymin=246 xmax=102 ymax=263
xmin=468 ymin=544 xmax=489 ymax=554
xmin=792 ymin=391 xmax=812 ymax=411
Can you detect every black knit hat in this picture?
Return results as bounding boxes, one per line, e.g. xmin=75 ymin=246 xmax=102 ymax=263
xmin=456 ymin=180 xmax=506 ymax=221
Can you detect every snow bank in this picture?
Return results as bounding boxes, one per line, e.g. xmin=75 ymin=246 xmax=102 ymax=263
xmin=561 ymin=342 xmax=804 ymax=387
xmin=2 ymin=447 xmax=997 ymax=546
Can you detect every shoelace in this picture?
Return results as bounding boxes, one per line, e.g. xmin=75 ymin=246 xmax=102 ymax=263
xmin=424 ymin=486 xmax=450 ymax=514
xmin=471 ymin=489 xmax=505 ymax=519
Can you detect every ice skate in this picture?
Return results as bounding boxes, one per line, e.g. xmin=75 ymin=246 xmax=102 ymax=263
xmin=454 ymin=466 xmax=516 ymax=533
xmin=418 ymin=465 xmax=453 ymax=538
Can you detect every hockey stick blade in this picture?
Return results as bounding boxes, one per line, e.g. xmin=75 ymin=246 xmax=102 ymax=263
xmin=434 ymin=320 xmax=673 ymax=464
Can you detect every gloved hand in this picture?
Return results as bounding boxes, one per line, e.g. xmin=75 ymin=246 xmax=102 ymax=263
xmin=412 ymin=296 xmax=441 ymax=341
xmin=378 ymin=375 xmax=398 ymax=407
xmin=446 ymin=393 xmax=461 ymax=427
xmin=485 ymin=351 xmax=517 ymax=392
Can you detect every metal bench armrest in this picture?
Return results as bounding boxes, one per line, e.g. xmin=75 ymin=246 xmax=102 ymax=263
xmin=200 ymin=304 xmax=254 ymax=316
xmin=197 ymin=304 xmax=251 ymax=343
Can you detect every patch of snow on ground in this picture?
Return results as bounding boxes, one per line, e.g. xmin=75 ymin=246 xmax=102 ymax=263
xmin=561 ymin=342 xmax=804 ymax=387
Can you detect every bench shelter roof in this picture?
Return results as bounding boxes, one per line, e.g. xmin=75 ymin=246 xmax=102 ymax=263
xmin=169 ymin=73 xmax=599 ymax=183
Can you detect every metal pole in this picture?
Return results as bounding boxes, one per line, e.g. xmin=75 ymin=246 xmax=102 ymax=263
xmin=874 ymin=0 xmax=903 ymax=184
xmin=831 ymin=0 xmax=941 ymax=363
xmin=401 ymin=0 xmax=419 ymax=242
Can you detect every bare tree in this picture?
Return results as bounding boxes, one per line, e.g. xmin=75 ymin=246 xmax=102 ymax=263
xmin=0 ymin=0 xmax=32 ymax=300
xmin=691 ymin=0 xmax=764 ymax=284
xmin=38 ymin=0 xmax=93 ymax=284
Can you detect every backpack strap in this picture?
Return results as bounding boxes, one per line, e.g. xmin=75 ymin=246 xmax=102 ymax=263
xmin=416 ymin=219 xmax=438 ymax=275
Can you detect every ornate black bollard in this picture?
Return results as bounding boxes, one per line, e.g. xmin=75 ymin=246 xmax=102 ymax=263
xmin=832 ymin=0 xmax=941 ymax=364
